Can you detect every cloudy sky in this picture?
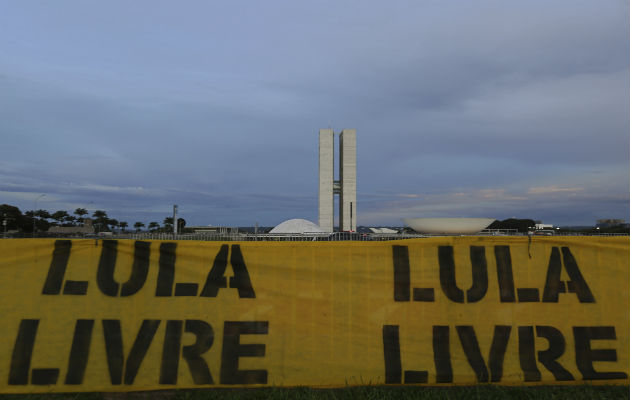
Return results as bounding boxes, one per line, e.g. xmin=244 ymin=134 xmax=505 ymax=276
xmin=1 ymin=1 xmax=628 ymax=227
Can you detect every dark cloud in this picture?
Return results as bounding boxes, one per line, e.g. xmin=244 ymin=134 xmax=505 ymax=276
xmin=0 ymin=1 xmax=627 ymax=226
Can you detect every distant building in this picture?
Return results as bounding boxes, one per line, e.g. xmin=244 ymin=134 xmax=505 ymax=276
xmin=596 ymin=219 xmax=626 ymax=228
xmin=535 ymin=223 xmax=553 ymax=230
xmin=48 ymin=218 xmax=95 ymax=235
xmin=319 ymin=129 xmax=357 ymax=232
xmin=187 ymin=226 xmax=238 ymax=234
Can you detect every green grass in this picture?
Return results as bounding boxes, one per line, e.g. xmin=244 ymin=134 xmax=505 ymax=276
xmin=1 ymin=385 xmax=628 ymax=400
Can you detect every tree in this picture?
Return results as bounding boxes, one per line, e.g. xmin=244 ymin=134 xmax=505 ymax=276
xmin=134 ymin=222 xmax=145 ymax=232
xmin=148 ymin=222 xmax=159 ymax=231
xmin=74 ymin=208 xmax=88 ymax=223
xmin=92 ymin=210 xmax=108 ymax=232
xmin=63 ymin=215 xmax=77 ymax=226
xmin=487 ymin=218 xmax=536 ymax=233
xmin=35 ymin=209 xmax=51 ymax=220
xmin=119 ymin=221 xmax=128 ymax=233
xmin=163 ymin=217 xmax=174 ymax=232
xmin=92 ymin=210 xmax=107 ymax=219
xmin=107 ymin=219 xmax=119 ymax=232
xmin=51 ymin=210 xmax=70 ymax=226
xmin=27 ymin=210 xmax=51 ymax=232
xmin=24 ymin=210 xmax=37 ymax=232
xmin=0 ymin=204 xmax=25 ymax=232
xmin=177 ymin=218 xmax=186 ymax=232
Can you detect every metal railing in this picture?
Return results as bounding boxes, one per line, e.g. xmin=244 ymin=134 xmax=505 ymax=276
xmin=110 ymin=232 xmax=425 ymax=242
xmin=4 ymin=230 xmax=628 ymax=241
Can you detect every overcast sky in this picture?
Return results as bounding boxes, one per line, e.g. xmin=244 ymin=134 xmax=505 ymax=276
xmin=1 ymin=1 xmax=628 ymax=227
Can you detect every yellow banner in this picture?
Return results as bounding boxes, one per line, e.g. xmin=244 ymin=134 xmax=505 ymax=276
xmin=0 ymin=237 xmax=627 ymax=392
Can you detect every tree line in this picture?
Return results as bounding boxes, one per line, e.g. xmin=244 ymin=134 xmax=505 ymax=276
xmin=0 ymin=204 xmax=185 ymax=233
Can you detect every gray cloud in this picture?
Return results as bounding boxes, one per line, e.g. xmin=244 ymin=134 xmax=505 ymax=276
xmin=1 ymin=0 xmax=628 ymax=227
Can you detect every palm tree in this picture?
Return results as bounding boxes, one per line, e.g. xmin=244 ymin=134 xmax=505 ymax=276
xmin=64 ymin=215 xmax=77 ymax=226
xmin=148 ymin=222 xmax=159 ymax=232
xmin=35 ymin=209 xmax=51 ymax=220
xmin=51 ymin=210 xmax=70 ymax=226
xmin=74 ymin=208 xmax=88 ymax=223
xmin=134 ymin=222 xmax=145 ymax=232
xmin=27 ymin=210 xmax=51 ymax=232
xmin=119 ymin=221 xmax=128 ymax=233
xmin=108 ymin=219 xmax=119 ymax=232
xmin=163 ymin=217 xmax=174 ymax=232
xmin=92 ymin=210 xmax=107 ymax=219
xmin=92 ymin=210 xmax=108 ymax=232
xmin=177 ymin=218 xmax=186 ymax=232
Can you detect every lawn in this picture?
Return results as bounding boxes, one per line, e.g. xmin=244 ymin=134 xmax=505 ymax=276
xmin=1 ymin=385 xmax=628 ymax=400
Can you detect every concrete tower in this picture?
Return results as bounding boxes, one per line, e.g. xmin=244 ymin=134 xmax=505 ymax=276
xmin=318 ymin=129 xmax=356 ymax=232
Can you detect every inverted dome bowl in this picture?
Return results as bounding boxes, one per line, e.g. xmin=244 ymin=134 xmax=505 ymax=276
xmin=404 ymin=217 xmax=495 ymax=234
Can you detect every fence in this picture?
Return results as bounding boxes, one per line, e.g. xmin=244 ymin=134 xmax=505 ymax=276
xmin=3 ymin=230 xmax=629 ymax=241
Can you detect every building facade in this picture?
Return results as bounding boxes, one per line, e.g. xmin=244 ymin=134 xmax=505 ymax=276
xmin=318 ymin=129 xmax=356 ymax=232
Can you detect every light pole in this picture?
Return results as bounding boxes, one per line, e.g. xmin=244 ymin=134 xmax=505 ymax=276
xmin=173 ymin=204 xmax=178 ymax=235
xmin=32 ymin=194 xmax=45 ymax=237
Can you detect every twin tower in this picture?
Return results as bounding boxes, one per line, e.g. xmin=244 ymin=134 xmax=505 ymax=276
xmin=318 ymin=129 xmax=356 ymax=232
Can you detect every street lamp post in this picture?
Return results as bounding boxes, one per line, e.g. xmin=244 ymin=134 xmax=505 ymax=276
xmin=173 ymin=204 xmax=178 ymax=235
xmin=32 ymin=194 xmax=45 ymax=237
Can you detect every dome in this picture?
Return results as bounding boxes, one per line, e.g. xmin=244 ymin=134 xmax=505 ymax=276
xmin=270 ymin=219 xmax=326 ymax=234
xmin=369 ymin=227 xmax=398 ymax=234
